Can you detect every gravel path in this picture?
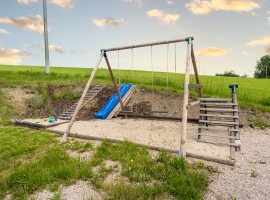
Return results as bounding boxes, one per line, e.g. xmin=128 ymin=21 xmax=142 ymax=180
xmin=198 ymin=127 xmax=270 ymax=200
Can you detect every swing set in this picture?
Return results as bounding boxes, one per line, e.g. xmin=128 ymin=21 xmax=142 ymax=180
xmin=64 ymin=36 xmax=203 ymax=157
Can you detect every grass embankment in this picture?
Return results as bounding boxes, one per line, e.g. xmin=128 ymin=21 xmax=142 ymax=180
xmin=0 ymin=126 xmax=210 ymax=199
xmin=1 ymin=65 xmax=270 ymax=110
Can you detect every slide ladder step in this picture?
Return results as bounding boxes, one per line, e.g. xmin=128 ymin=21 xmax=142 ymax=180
xmin=197 ymin=139 xmax=240 ymax=147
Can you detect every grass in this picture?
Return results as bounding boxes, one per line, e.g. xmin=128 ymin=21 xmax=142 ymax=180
xmin=1 ymin=65 xmax=270 ymax=111
xmin=0 ymin=125 xmax=210 ymax=200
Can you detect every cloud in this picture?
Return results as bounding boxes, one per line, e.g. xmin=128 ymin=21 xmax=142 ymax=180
xmin=251 ymin=11 xmax=259 ymax=16
xmin=0 ymin=15 xmax=44 ymax=33
xmin=146 ymin=9 xmax=179 ymax=24
xmin=17 ymin=0 xmax=38 ymax=4
xmin=196 ymin=47 xmax=228 ymax=56
xmin=122 ymin=0 xmax=142 ymax=7
xmin=246 ymin=36 xmax=270 ymax=46
xmin=186 ymin=0 xmax=259 ymax=15
xmin=50 ymin=0 xmax=74 ymax=9
xmin=242 ymin=51 xmax=255 ymax=56
xmin=90 ymin=18 xmax=124 ymax=28
xmin=267 ymin=11 xmax=270 ymax=14
xmin=264 ymin=45 xmax=270 ymax=54
xmin=268 ymin=16 xmax=270 ymax=24
xmin=0 ymin=45 xmax=31 ymax=65
xmin=0 ymin=29 xmax=10 ymax=34
xmin=167 ymin=0 xmax=174 ymax=5
xmin=39 ymin=45 xmax=65 ymax=54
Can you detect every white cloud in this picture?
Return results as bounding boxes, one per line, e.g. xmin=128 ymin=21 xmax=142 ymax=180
xmin=39 ymin=45 xmax=65 ymax=54
xmin=242 ymin=51 xmax=255 ymax=56
xmin=186 ymin=0 xmax=259 ymax=15
xmin=146 ymin=9 xmax=179 ymax=24
xmin=251 ymin=11 xmax=259 ymax=16
xmin=0 ymin=15 xmax=44 ymax=33
xmin=0 ymin=29 xmax=10 ymax=34
xmin=196 ymin=47 xmax=228 ymax=56
xmin=50 ymin=0 xmax=74 ymax=9
xmin=267 ymin=11 xmax=270 ymax=14
xmin=268 ymin=17 xmax=270 ymax=24
xmin=167 ymin=0 xmax=174 ymax=5
xmin=90 ymin=18 xmax=124 ymax=28
xmin=17 ymin=0 xmax=38 ymax=4
xmin=122 ymin=0 xmax=142 ymax=7
xmin=246 ymin=36 xmax=270 ymax=46
xmin=0 ymin=45 xmax=31 ymax=65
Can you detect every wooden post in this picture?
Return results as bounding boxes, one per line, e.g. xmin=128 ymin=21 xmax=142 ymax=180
xmin=180 ymin=37 xmax=192 ymax=157
xmin=104 ymin=51 xmax=126 ymax=118
xmin=229 ymin=84 xmax=239 ymax=159
xmin=191 ymin=44 xmax=202 ymax=98
xmin=63 ymin=52 xmax=104 ymax=137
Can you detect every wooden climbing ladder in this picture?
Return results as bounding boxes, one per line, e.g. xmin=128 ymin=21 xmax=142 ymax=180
xmin=59 ymin=85 xmax=104 ymax=120
xmin=197 ymin=84 xmax=240 ymax=159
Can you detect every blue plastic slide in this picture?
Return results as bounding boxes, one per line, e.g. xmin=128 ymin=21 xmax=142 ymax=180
xmin=95 ymin=83 xmax=133 ymax=120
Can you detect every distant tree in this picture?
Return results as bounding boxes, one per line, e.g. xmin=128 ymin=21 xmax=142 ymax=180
xmin=215 ymin=70 xmax=239 ymax=77
xmin=254 ymin=55 xmax=270 ymax=78
xmin=241 ymin=74 xmax=247 ymax=78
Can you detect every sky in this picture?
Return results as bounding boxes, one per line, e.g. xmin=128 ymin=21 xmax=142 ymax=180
xmin=0 ymin=0 xmax=270 ymax=77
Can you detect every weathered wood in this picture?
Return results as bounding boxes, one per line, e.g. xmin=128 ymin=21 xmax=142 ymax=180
xmin=199 ymin=120 xmax=239 ymax=125
xmin=200 ymin=108 xmax=238 ymax=112
xmin=198 ymin=133 xmax=239 ymax=139
xmin=199 ymin=98 xmax=232 ymax=102
xmin=199 ymin=114 xmax=239 ymax=118
xmin=104 ymin=52 xmax=126 ymax=118
xmin=104 ymin=38 xmax=188 ymax=52
xmin=199 ymin=126 xmax=239 ymax=132
xmin=191 ymin=45 xmax=203 ymax=98
xmin=64 ymin=53 xmax=103 ymax=136
xmin=180 ymin=38 xmax=192 ymax=155
xmin=200 ymin=102 xmax=238 ymax=106
xmin=198 ymin=139 xmax=240 ymax=147
xmin=186 ymin=100 xmax=200 ymax=109
xmin=188 ymin=84 xmax=203 ymax=89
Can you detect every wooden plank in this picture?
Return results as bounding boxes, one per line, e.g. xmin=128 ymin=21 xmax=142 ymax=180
xmin=200 ymin=108 xmax=238 ymax=112
xmin=201 ymin=102 xmax=238 ymax=106
xmin=199 ymin=120 xmax=239 ymax=125
xmin=191 ymin=45 xmax=203 ymax=98
xmin=186 ymin=100 xmax=200 ymax=109
xmin=199 ymin=98 xmax=232 ymax=102
xmin=198 ymin=133 xmax=239 ymax=139
xmin=197 ymin=139 xmax=240 ymax=147
xmin=199 ymin=114 xmax=239 ymax=118
xmin=188 ymin=84 xmax=203 ymax=89
xmin=199 ymin=126 xmax=239 ymax=132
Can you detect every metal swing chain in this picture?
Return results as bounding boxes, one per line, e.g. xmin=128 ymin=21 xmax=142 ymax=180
xmin=131 ymin=48 xmax=134 ymax=83
xmin=151 ymin=46 xmax=154 ymax=111
xmin=118 ymin=50 xmax=120 ymax=85
xmin=166 ymin=43 xmax=169 ymax=112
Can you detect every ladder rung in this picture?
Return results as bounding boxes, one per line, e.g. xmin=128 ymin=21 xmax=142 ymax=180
xmin=200 ymin=108 xmax=238 ymax=112
xmin=188 ymin=84 xmax=203 ymax=89
xmin=199 ymin=120 xmax=239 ymax=125
xmin=197 ymin=139 xmax=240 ymax=147
xmin=199 ymin=98 xmax=232 ymax=102
xmin=201 ymin=102 xmax=238 ymax=106
xmin=198 ymin=126 xmax=239 ymax=132
xmin=152 ymin=110 xmax=168 ymax=113
xmin=198 ymin=133 xmax=239 ymax=139
xmin=199 ymin=114 xmax=239 ymax=118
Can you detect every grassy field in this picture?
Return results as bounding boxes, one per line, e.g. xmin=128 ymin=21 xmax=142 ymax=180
xmin=1 ymin=65 xmax=270 ymax=110
xmin=0 ymin=64 xmax=269 ymax=198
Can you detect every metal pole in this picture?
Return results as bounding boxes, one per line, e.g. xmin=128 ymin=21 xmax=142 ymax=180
xmin=43 ymin=0 xmax=50 ymax=73
xmin=179 ymin=37 xmax=192 ymax=158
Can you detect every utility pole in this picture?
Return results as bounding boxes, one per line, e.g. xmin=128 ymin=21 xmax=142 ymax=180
xmin=43 ymin=0 xmax=50 ymax=73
